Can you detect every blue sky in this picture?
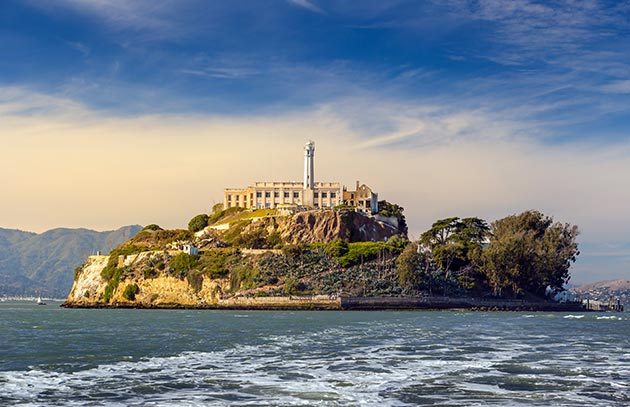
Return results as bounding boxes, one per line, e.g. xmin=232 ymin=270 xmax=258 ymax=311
xmin=1 ymin=0 xmax=630 ymax=283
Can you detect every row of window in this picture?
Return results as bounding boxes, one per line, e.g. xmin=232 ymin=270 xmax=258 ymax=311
xmin=229 ymin=191 xmax=338 ymax=201
xmin=250 ymin=191 xmax=337 ymax=199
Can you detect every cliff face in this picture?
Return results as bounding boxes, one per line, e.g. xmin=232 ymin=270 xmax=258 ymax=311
xmin=67 ymin=252 xmax=229 ymax=307
xmin=257 ymin=210 xmax=400 ymax=244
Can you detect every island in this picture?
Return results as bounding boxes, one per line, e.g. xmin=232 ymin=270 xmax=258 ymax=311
xmin=64 ymin=141 xmax=584 ymax=311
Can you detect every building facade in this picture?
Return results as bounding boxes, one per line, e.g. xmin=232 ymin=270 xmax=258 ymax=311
xmin=342 ymin=181 xmax=379 ymax=214
xmin=223 ymin=141 xmax=378 ymax=214
xmin=224 ymin=181 xmax=342 ymax=210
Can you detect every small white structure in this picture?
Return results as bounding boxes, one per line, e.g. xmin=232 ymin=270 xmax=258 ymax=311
xmin=553 ymin=290 xmax=575 ymax=302
xmin=181 ymin=244 xmax=199 ymax=255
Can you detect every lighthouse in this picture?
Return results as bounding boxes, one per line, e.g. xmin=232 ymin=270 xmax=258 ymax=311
xmin=304 ymin=140 xmax=315 ymax=189
xmin=303 ymin=141 xmax=315 ymax=206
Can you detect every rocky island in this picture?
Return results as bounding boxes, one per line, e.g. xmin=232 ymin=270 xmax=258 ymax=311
xmin=64 ymin=141 xmax=584 ymax=311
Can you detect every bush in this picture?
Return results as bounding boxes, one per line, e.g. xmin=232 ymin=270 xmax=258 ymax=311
xmin=74 ymin=265 xmax=84 ymax=281
xmin=326 ymin=239 xmax=349 ymax=258
xmin=170 ymin=252 xmax=200 ymax=278
xmin=337 ymin=242 xmax=387 ymax=268
xmin=188 ymin=214 xmax=209 ymax=232
xmin=142 ymin=224 xmax=163 ymax=231
xmin=198 ymin=249 xmax=238 ymax=278
xmin=122 ymin=283 xmax=139 ymax=301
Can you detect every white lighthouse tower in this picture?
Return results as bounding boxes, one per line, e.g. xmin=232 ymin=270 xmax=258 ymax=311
xmin=304 ymin=140 xmax=315 ymax=189
xmin=303 ymin=140 xmax=315 ymax=206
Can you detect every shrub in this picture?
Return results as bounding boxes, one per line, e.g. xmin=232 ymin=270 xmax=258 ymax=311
xmin=74 ymin=265 xmax=84 ymax=281
xmin=142 ymin=224 xmax=163 ymax=231
xmin=326 ymin=239 xmax=349 ymax=258
xmin=122 ymin=283 xmax=139 ymax=301
xmin=282 ymin=244 xmax=302 ymax=259
xmin=188 ymin=214 xmax=209 ymax=232
xmin=337 ymin=242 xmax=387 ymax=268
xmin=170 ymin=252 xmax=200 ymax=279
xmin=198 ymin=249 xmax=238 ymax=278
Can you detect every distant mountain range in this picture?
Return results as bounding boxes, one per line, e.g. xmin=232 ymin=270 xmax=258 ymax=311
xmin=573 ymin=279 xmax=630 ymax=292
xmin=0 ymin=225 xmax=142 ymax=298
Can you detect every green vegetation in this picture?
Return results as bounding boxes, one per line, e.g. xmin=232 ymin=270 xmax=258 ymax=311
xmin=142 ymin=224 xmax=163 ymax=231
xmin=73 ymin=265 xmax=84 ymax=281
xmin=197 ymin=249 xmax=240 ymax=278
xmin=326 ymin=239 xmax=406 ymax=268
xmin=208 ymin=207 xmax=277 ymax=227
xmin=378 ymin=200 xmax=408 ymax=235
xmin=399 ymin=210 xmax=579 ymax=298
xmin=170 ymin=253 xmax=200 ymax=279
xmin=122 ymin=283 xmax=139 ymax=300
xmin=481 ymin=210 xmax=579 ymax=297
xmin=188 ymin=214 xmax=209 ymax=232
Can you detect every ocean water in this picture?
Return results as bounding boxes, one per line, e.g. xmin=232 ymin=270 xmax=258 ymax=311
xmin=0 ymin=302 xmax=628 ymax=406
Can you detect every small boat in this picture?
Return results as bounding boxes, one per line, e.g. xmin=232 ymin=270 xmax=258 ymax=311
xmin=37 ymin=297 xmax=46 ymax=305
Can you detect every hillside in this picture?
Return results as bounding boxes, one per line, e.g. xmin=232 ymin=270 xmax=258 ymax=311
xmin=0 ymin=225 xmax=142 ymax=298
xmin=573 ymin=279 xmax=630 ymax=292
xmin=65 ymin=209 xmax=408 ymax=308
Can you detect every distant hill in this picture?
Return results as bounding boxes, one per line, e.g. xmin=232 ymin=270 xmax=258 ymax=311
xmin=0 ymin=225 xmax=142 ymax=298
xmin=573 ymin=279 xmax=630 ymax=292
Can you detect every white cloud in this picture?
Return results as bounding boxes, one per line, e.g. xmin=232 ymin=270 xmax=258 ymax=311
xmin=287 ymin=0 xmax=325 ymax=14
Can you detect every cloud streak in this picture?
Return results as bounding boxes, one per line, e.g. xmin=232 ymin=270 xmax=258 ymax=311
xmin=287 ymin=0 xmax=325 ymax=14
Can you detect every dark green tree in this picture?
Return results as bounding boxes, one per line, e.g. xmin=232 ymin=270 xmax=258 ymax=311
xmin=420 ymin=217 xmax=489 ymax=276
xmin=377 ymin=200 xmax=408 ymax=236
xmin=481 ymin=210 xmax=579 ymax=297
xmin=188 ymin=214 xmax=209 ymax=232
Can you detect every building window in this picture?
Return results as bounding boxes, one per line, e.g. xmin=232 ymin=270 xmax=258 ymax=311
xmin=256 ymin=192 xmax=262 ymax=198
xmin=314 ymin=192 xmax=319 ymax=198
xmin=274 ymin=192 xmax=280 ymax=198
xmin=228 ymin=195 xmax=232 ymax=201
xmin=284 ymin=192 xmax=290 ymax=198
xmin=265 ymin=191 xmax=271 ymax=198
xmin=322 ymin=192 xmax=327 ymax=198
xmin=351 ymin=193 xmax=354 ymax=199
xmin=293 ymin=192 xmax=299 ymax=198
xmin=330 ymin=192 xmax=336 ymax=198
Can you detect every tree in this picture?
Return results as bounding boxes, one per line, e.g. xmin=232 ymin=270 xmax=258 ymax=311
xmin=211 ymin=203 xmax=224 ymax=214
xmin=395 ymin=242 xmax=422 ymax=288
xmin=188 ymin=214 xmax=209 ymax=232
xmin=377 ymin=200 xmax=408 ymax=236
xmin=481 ymin=210 xmax=579 ymax=297
xmin=395 ymin=242 xmax=437 ymax=293
xmin=420 ymin=217 xmax=489 ymax=276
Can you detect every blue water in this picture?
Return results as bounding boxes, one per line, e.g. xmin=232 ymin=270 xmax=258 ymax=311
xmin=1 ymin=301 xmax=629 ymax=406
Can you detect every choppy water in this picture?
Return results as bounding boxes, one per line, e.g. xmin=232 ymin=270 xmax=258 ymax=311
xmin=0 ymin=302 xmax=629 ymax=406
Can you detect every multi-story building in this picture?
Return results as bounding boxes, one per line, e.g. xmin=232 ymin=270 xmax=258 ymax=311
xmin=223 ymin=141 xmax=378 ymax=213
xmin=224 ymin=181 xmax=342 ymax=210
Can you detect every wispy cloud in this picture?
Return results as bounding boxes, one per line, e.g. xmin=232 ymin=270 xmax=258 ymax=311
xmin=179 ymin=67 xmax=259 ymax=79
xmin=287 ymin=0 xmax=325 ymax=14
xmin=26 ymin=0 xmax=186 ymax=40
xmin=599 ymin=80 xmax=630 ymax=94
